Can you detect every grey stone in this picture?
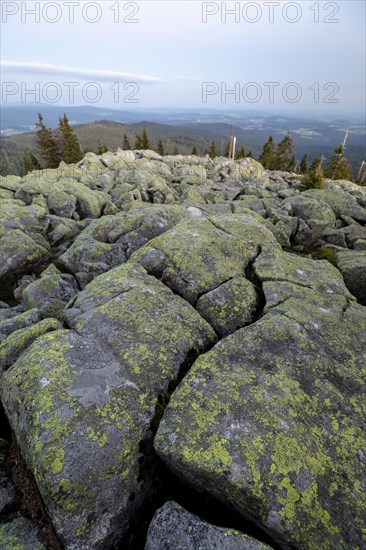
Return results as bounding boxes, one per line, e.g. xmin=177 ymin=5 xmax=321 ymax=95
xmin=145 ymin=501 xmax=272 ymax=550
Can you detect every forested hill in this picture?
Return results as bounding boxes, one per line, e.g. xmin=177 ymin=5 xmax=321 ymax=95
xmin=1 ymin=119 xmax=365 ymax=178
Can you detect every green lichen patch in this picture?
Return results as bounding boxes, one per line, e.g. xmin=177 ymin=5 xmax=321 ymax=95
xmin=155 ymin=289 xmax=366 ymax=549
xmin=0 ymin=261 xmax=216 ymax=548
xmin=132 ymin=215 xmax=280 ymax=305
xmin=196 ymin=277 xmax=258 ymax=337
xmin=0 ymin=230 xmax=50 ymax=281
xmin=0 ymin=318 xmax=62 ymax=371
xmin=0 ymin=517 xmax=45 ymax=549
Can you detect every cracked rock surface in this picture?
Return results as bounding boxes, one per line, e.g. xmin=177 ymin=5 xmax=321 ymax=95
xmin=0 ymin=151 xmax=365 ymax=549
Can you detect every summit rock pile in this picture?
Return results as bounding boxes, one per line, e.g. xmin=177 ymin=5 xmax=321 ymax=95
xmin=0 ymin=150 xmax=365 ymax=549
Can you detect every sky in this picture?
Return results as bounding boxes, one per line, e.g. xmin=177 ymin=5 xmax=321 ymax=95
xmin=1 ymin=0 xmax=365 ymax=116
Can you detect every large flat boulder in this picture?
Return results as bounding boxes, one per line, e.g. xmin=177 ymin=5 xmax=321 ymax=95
xmin=155 ymin=250 xmax=366 ymax=550
xmin=0 ymin=262 xmax=216 ymax=549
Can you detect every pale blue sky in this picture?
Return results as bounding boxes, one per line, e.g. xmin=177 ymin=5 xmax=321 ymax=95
xmin=1 ymin=1 xmax=365 ymax=115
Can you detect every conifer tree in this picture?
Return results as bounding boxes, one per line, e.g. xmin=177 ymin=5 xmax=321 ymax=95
xmin=302 ymin=157 xmax=325 ymax=189
xmin=0 ymin=150 xmax=15 ymax=176
xmin=235 ymin=146 xmax=246 ymax=160
xmin=96 ymin=141 xmax=108 ymax=155
xmin=247 ymin=150 xmax=253 ymax=158
xmin=36 ymin=113 xmax=60 ymax=168
xmin=224 ymin=140 xmax=231 ymax=158
xmin=191 ymin=145 xmax=198 ymax=156
xmin=57 ymin=114 xmax=82 ymax=164
xmin=325 ymin=144 xmax=352 ymax=181
xmin=23 ymin=151 xmax=41 ymax=174
xmin=53 ymin=115 xmax=80 ymax=163
xmin=258 ymin=136 xmax=275 ymax=169
xmin=157 ymin=139 xmax=165 ymax=155
xmin=173 ymin=145 xmax=179 ymax=155
xmin=134 ymin=133 xmax=143 ymax=149
xmin=123 ymin=133 xmax=131 ymax=150
xmin=275 ymin=133 xmax=294 ymax=171
xmin=208 ymin=141 xmax=218 ymax=159
xmin=289 ymin=154 xmax=296 ymax=172
xmin=299 ymin=154 xmax=308 ymax=174
xmin=142 ymin=128 xmax=150 ymax=149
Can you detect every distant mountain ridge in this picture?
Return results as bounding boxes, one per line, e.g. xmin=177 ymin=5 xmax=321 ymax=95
xmin=1 ymin=111 xmax=365 ymax=178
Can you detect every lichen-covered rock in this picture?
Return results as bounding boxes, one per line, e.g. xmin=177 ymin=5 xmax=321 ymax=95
xmin=154 ymin=249 xmax=366 ymax=550
xmin=0 ymin=517 xmax=45 ymax=549
xmin=145 ymin=501 xmax=272 ymax=550
xmin=342 ymin=223 xmax=366 ymax=247
xmin=22 ymin=273 xmax=79 ymax=319
xmin=0 ymin=230 xmax=50 ymax=282
xmin=134 ymin=214 xmax=281 ymax=305
xmin=322 ymin=227 xmax=347 ymax=248
xmin=0 ymin=200 xmax=47 ymax=241
xmin=0 ymin=318 xmax=62 ymax=371
xmin=217 ymin=158 xmax=268 ymax=185
xmin=0 ymin=440 xmax=17 ymax=516
xmin=59 ymin=203 xmax=189 ymax=287
xmin=47 ymin=190 xmax=77 ymax=218
xmin=0 ymin=262 xmax=216 ymax=549
xmin=283 ymin=194 xmax=336 ymax=225
xmin=0 ymin=152 xmax=365 ymax=549
xmin=353 ymin=239 xmax=366 ymax=251
xmin=0 ymin=309 xmax=41 ymax=343
xmin=14 ymin=175 xmax=110 ymax=220
xmin=0 ymin=305 xmax=23 ymax=323
xmin=0 ymin=469 xmax=17 ymax=516
xmin=335 ymin=249 xmax=366 ymax=305
xmin=304 ymin=189 xmax=366 ymax=223
xmin=45 ymin=215 xmax=81 ymax=246
xmin=196 ymin=277 xmax=258 ymax=337
xmin=0 ymin=175 xmax=22 ymax=192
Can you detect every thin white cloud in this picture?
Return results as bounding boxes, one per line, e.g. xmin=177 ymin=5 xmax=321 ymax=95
xmin=175 ymin=77 xmax=202 ymax=82
xmin=1 ymin=61 xmax=163 ymax=84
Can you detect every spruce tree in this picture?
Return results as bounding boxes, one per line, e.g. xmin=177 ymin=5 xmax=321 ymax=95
xmin=302 ymin=157 xmax=325 ymax=189
xmin=135 ymin=133 xmax=144 ymax=149
xmin=23 ymin=151 xmax=41 ymax=174
xmin=325 ymin=144 xmax=352 ymax=181
xmin=36 ymin=113 xmax=60 ymax=168
xmin=258 ymin=136 xmax=275 ymax=169
xmin=57 ymin=114 xmax=82 ymax=164
xmin=275 ymin=133 xmax=294 ymax=171
xmin=0 ymin=149 xmax=17 ymax=176
xmin=208 ymin=141 xmax=218 ymax=159
xmin=123 ymin=133 xmax=131 ymax=150
xmin=173 ymin=145 xmax=179 ymax=155
xmin=235 ymin=146 xmax=246 ymax=160
xmin=157 ymin=139 xmax=165 ymax=156
xmin=299 ymin=154 xmax=308 ymax=174
xmin=247 ymin=151 xmax=253 ymax=158
xmin=289 ymin=154 xmax=296 ymax=172
xmin=96 ymin=141 xmax=108 ymax=155
xmin=191 ymin=145 xmax=198 ymax=156
xmin=224 ymin=140 xmax=231 ymax=158
xmin=142 ymin=128 xmax=150 ymax=149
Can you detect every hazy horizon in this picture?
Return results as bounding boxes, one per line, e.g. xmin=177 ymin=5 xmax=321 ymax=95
xmin=2 ymin=103 xmax=365 ymax=123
